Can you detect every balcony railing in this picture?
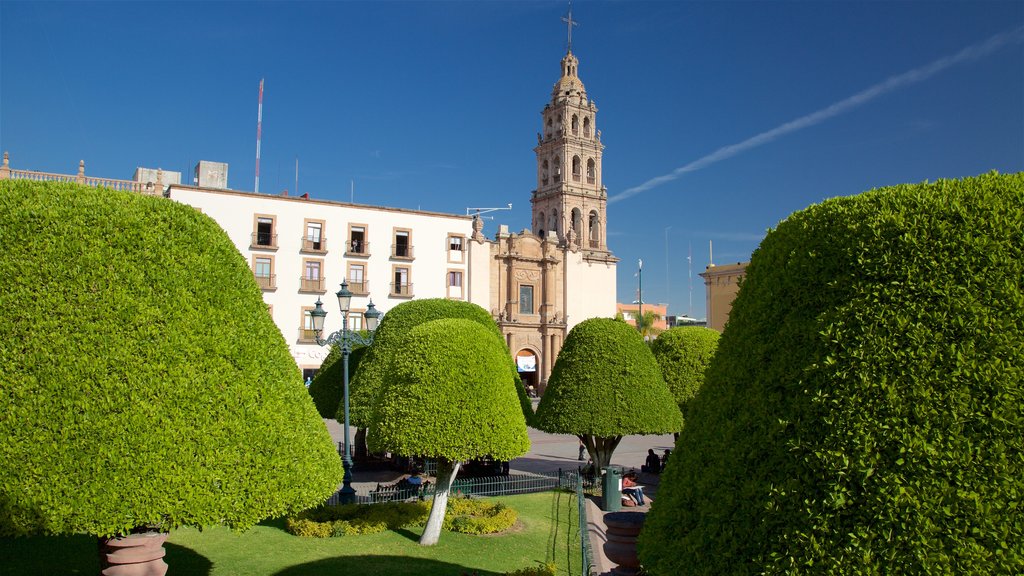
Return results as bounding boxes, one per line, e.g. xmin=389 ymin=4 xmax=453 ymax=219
xmin=572 ymin=173 xmax=581 ymax=182
xmin=390 ymin=282 xmax=413 ymax=297
xmin=347 ymin=240 xmax=370 ymax=256
xmin=299 ymin=277 xmax=325 ymax=293
xmin=0 ymin=153 xmax=163 ymax=196
xmin=251 ymin=232 xmax=278 ymax=249
xmin=348 ymin=280 xmax=369 ymax=295
xmin=391 ymin=244 xmax=415 ymax=259
xmin=588 ymin=240 xmax=600 ymax=249
xmin=301 ymin=236 xmax=327 ymax=253
xmin=587 ymin=176 xmax=596 ymax=184
xmin=254 ymin=273 xmax=276 ymax=290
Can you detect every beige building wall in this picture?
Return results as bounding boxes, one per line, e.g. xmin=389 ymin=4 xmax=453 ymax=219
xmin=615 ymin=302 xmax=669 ymax=332
xmin=700 ymin=262 xmax=747 ymax=332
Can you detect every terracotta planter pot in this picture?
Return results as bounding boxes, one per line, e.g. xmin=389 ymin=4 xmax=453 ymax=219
xmin=98 ymin=530 xmax=168 ymax=576
xmin=603 ymin=510 xmax=646 ymax=576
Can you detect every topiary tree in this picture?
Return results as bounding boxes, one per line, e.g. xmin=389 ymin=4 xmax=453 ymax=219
xmin=533 ymin=318 xmax=683 ymax=471
xmin=308 ymin=341 xmax=369 ymax=418
xmin=649 ymin=326 xmax=720 ymax=423
xmin=368 ymin=317 xmax=530 ymax=546
xmin=639 ymin=172 xmax=1024 ymax=575
xmin=347 ymin=298 xmax=532 ymax=430
xmin=0 ymin=181 xmax=343 ymax=571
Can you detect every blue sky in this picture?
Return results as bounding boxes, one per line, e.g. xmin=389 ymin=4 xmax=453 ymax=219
xmin=2 ymin=1 xmax=1021 ymax=319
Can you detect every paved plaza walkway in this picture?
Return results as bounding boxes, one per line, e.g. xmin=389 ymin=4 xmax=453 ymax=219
xmin=324 ymin=416 xmax=674 ymax=575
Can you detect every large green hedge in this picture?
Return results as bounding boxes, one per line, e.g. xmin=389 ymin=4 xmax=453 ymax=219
xmin=348 ymin=298 xmax=531 ymax=428
xmin=0 ymin=180 xmax=343 ymax=538
xmin=639 ymin=173 xmax=1024 ymax=575
xmin=649 ymin=326 xmax=720 ymax=420
xmin=368 ymin=318 xmax=530 ymax=461
xmin=533 ymin=318 xmax=682 ymax=469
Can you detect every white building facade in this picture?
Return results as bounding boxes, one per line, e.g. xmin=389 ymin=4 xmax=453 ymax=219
xmin=168 ymin=186 xmax=482 ymax=377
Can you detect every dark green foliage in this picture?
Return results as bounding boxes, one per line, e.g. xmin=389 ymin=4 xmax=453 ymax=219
xmin=649 ymin=327 xmax=720 ymax=419
xmin=368 ymin=318 xmax=530 ymax=462
xmin=533 ymin=318 xmax=683 ymax=437
xmin=347 ymin=298 xmax=506 ymax=428
xmin=639 ymin=173 xmax=1024 ymax=575
xmin=285 ymin=497 xmax=517 ymax=537
xmin=0 ymin=181 xmax=343 ymax=538
xmin=307 ymin=342 xmax=368 ymax=418
xmin=503 ymin=563 xmax=557 ymax=576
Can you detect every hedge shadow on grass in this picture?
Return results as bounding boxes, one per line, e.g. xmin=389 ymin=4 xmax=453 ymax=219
xmin=272 ymin=555 xmax=501 ymax=576
xmin=162 ymin=542 xmax=213 ymax=575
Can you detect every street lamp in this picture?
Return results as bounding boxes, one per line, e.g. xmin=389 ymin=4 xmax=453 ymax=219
xmin=310 ymin=279 xmax=381 ymax=504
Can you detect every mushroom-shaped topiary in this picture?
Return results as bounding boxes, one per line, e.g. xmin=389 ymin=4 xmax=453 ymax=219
xmin=533 ymin=317 xmax=683 ymax=471
xmin=639 ymin=172 xmax=1024 ymax=575
xmin=347 ymin=298 xmax=532 ymax=429
xmin=650 ymin=326 xmax=720 ymax=422
xmin=368 ymin=317 xmax=530 ymax=545
xmin=0 ymin=181 xmax=343 ymax=571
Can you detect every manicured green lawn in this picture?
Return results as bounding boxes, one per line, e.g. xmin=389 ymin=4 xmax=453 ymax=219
xmin=0 ymin=491 xmax=584 ymax=576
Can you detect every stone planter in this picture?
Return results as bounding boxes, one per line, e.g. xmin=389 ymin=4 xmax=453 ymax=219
xmin=98 ymin=530 xmax=168 ymax=576
xmin=603 ymin=510 xmax=646 ymax=576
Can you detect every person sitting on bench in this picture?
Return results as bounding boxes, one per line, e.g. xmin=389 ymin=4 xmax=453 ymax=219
xmin=622 ymin=471 xmax=646 ymax=506
xmin=641 ymin=449 xmax=661 ymax=473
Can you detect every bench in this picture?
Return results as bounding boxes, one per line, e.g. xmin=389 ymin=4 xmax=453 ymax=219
xmin=369 ymin=479 xmax=431 ymax=503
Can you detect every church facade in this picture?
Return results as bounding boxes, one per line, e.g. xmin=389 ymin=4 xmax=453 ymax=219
xmin=0 ymin=47 xmax=617 ymax=391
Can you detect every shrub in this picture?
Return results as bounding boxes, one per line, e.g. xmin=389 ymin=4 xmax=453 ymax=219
xmin=443 ymin=498 xmax=518 ymax=534
xmin=639 ymin=173 xmax=1024 ymax=575
xmin=307 ymin=342 xmax=368 ymax=418
xmin=533 ymin=318 xmax=683 ymax=470
xmin=503 ymin=562 xmax=557 ymax=576
xmin=0 ymin=181 xmax=342 ymax=538
xmin=286 ymin=498 xmax=517 ymax=536
xmin=650 ymin=326 xmax=720 ymax=419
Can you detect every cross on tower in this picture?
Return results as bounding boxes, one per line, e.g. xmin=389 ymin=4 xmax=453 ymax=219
xmin=562 ymin=2 xmax=578 ymax=52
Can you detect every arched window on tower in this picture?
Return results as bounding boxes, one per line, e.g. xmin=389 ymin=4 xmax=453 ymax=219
xmin=536 ymin=211 xmax=545 ymax=238
xmin=571 ymin=208 xmax=582 ymax=243
xmin=545 ymin=117 xmax=553 ymax=140
xmin=588 ymin=211 xmax=600 ymax=249
xmin=542 ymin=159 xmax=549 ymax=185
xmin=587 ymin=158 xmax=596 ymax=184
xmin=553 ymin=157 xmax=561 ymax=183
xmin=571 ymin=114 xmax=579 ymax=136
xmin=572 ymin=156 xmax=582 ymax=182
xmin=583 ymin=117 xmax=592 ymax=138
xmin=550 ymin=210 xmax=558 ymax=236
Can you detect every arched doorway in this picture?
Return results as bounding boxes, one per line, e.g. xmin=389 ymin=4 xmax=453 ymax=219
xmin=515 ymin=349 xmax=540 ymax=397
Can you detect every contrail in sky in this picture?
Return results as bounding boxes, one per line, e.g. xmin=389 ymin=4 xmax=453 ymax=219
xmin=609 ymin=24 xmax=1024 ymax=204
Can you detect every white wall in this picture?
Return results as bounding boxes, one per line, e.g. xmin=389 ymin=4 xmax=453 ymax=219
xmin=168 ymin=185 xmax=476 ymax=370
xmin=563 ymin=252 xmax=617 ymax=332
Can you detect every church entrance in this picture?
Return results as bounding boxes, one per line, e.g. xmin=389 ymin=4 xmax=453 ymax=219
xmin=515 ymin=349 xmax=540 ymax=397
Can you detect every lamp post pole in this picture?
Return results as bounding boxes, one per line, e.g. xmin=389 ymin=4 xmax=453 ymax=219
xmin=637 ymin=258 xmax=644 ymax=333
xmin=310 ymin=280 xmax=380 ymax=504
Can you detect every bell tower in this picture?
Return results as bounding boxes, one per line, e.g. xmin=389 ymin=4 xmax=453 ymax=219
xmin=531 ymin=17 xmax=608 ymax=253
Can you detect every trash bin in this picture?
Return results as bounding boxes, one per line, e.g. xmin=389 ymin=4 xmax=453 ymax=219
xmin=601 ymin=466 xmax=622 ymax=512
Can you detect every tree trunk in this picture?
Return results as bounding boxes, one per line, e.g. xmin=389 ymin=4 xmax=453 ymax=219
xmin=581 ymin=434 xmax=622 ymax=472
xmin=419 ymin=458 xmax=461 ymax=546
xmin=354 ymin=427 xmax=368 ymax=461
